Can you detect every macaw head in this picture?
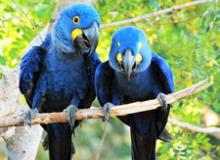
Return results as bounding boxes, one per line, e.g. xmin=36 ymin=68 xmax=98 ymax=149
xmin=109 ymin=26 xmax=152 ymax=78
xmin=51 ymin=3 xmax=100 ymax=56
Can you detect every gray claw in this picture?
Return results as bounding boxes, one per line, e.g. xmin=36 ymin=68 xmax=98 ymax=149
xmin=103 ymin=103 xmax=114 ymax=122
xmin=24 ymin=108 xmax=38 ymax=126
xmin=157 ymin=93 xmax=168 ymax=111
xmin=42 ymin=135 xmax=49 ymax=150
xmin=64 ymin=105 xmax=78 ymax=129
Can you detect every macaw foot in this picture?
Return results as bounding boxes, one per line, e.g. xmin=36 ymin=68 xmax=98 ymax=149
xmin=42 ymin=135 xmax=49 ymax=150
xmin=103 ymin=103 xmax=114 ymax=122
xmin=64 ymin=105 xmax=78 ymax=130
xmin=157 ymin=93 xmax=168 ymax=111
xmin=24 ymin=108 xmax=38 ymax=126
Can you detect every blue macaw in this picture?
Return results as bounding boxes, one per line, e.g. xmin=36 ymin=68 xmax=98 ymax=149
xmin=19 ymin=4 xmax=100 ymax=160
xmin=95 ymin=26 xmax=174 ymax=160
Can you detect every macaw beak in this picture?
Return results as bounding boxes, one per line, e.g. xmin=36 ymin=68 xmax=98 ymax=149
xmin=72 ymin=22 xmax=99 ymax=56
xmin=122 ymin=49 xmax=136 ymax=79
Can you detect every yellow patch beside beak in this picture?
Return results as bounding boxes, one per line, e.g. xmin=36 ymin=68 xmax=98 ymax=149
xmin=135 ymin=53 xmax=142 ymax=64
xmin=71 ymin=29 xmax=83 ymax=40
xmin=116 ymin=53 xmax=122 ymax=63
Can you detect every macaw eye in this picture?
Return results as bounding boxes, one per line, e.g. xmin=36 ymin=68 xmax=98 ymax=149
xmin=135 ymin=53 xmax=142 ymax=64
xmin=73 ymin=16 xmax=80 ymax=24
xmin=116 ymin=53 xmax=122 ymax=63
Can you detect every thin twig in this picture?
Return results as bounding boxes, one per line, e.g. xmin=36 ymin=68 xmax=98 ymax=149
xmin=169 ymin=118 xmax=220 ymax=139
xmin=100 ymin=0 xmax=215 ymax=29
xmin=0 ymin=79 xmax=212 ymax=128
xmin=95 ymin=122 xmax=109 ymax=160
xmin=169 ymin=118 xmax=220 ymax=134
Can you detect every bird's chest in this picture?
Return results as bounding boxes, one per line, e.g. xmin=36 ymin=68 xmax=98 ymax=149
xmin=44 ymin=55 xmax=89 ymax=100
xmin=113 ymin=71 xmax=157 ymax=100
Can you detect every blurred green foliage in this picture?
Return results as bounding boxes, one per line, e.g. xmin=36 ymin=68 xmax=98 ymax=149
xmin=0 ymin=0 xmax=220 ymax=159
xmin=0 ymin=0 xmax=55 ymax=67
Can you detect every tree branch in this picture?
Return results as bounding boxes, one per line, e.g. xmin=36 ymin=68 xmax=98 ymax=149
xmin=100 ymin=0 xmax=215 ymax=29
xmin=0 ymin=79 xmax=212 ymax=128
xmin=169 ymin=118 xmax=220 ymax=139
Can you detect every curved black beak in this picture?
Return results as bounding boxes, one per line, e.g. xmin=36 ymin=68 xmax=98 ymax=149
xmin=122 ymin=49 xmax=136 ymax=79
xmin=83 ymin=22 xmax=99 ymax=55
xmin=73 ymin=22 xmax=99 ymax=56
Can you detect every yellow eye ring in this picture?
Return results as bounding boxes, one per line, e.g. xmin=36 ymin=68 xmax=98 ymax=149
xmin=135 ymin=53 xmax=142 ymax=64
xmin=116 ymin=53 xmax=122 ymax=63
xmin=73 ymin=16 xmax=80 ymax=24
xmin=138 ymin=42 xmax=142 ymax=50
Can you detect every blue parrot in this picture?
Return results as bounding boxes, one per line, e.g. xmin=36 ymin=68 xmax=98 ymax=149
xmin=19 ymin=4 xmax=100 ymax=160
xmin=95 ymin=26 xmax=174 ymax=160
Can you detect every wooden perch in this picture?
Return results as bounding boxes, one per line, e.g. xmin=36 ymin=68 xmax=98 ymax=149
xmin=101 ymin=0 xmax=215 ymax=29
xmin=0 ymin=79 xmax=212 ymax=128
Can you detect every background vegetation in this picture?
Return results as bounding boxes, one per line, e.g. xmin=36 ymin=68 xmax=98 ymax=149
xmin=0 ymin=0 xmax=220 ymax=159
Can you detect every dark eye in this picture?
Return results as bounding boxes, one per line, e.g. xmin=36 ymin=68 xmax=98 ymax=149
xmin=73 ymin=16 xmax=80 ymax=24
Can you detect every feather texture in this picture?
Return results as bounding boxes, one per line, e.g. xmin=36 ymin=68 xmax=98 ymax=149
xmin=19 ymin=4 xmax=100 ymax=160
xmin=95 ymin=26 xmax=174 ymax=160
